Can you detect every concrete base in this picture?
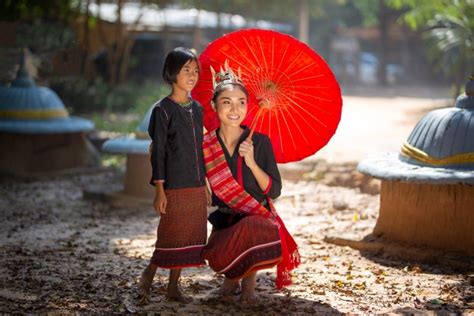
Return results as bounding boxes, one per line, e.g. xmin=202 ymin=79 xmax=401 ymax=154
xmin=0 ymin=132 xmax=100 ymax=174
xmin=324 ymin=235 xmax=474 ymax=271
xmin=83 ymin=185 xmax=152 ymax=208
xmin=373 ymin=180 xmax=474 ymax=255
xmin=123 ymin=153 xmax=155 ymax=199
xmin=83 ymin=153 xmax=155 ymax=207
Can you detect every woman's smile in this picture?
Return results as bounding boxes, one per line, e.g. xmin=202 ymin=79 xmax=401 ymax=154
xmin=214 ymin=86 xmax=248 ymax=127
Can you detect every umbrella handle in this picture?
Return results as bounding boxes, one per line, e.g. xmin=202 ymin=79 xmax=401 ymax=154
xmin=247 ymin=107 xmax=262 ymax=141
xmin=248 ymin=98 xmax=272 ymax=141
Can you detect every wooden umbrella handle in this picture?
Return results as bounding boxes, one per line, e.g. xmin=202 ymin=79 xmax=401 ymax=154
xmin=247 ymin=99 xmax=270 ymax=141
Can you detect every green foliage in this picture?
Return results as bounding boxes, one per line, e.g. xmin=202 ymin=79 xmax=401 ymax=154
xmin=101 ymin=154 xmax=126 ymax=169
xmin=387 ymin=0 xmax=473 ymax=90
xmin=0 ymin=0 xmax=77 ymax=79
xmin=51 ymin=77 xmax=170 ymax=132
xmin=91 ymin=113 xmax=138 ymax=133
xmin=352 ymin=0 xmax=379 ymax=26
xmin=16 ymin=20 xmax=75 ymax=54
xmin=50 ymin=77 xmax=169 ymax=115
xmin=387 ymin=0 xmax=461 ymax=30
xmin=0 ymin=0 xmax=79 ymax=21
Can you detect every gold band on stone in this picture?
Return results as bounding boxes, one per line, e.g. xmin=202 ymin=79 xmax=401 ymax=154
xmin=133 ymin=131 xmax=150 ymax=139
xmin=400 ymin=142 xmax=474 ymax=166
xmin=0 ymin=109 xmax=68 ymax=119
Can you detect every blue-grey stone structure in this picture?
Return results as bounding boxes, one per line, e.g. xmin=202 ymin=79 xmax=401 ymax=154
xmin=0 ymin=62 xmax=94 ymax=134
xmin=0 ymin=57 xmax=98 ymax=174
xmin=358 ymin=79 xmax=474 ymax=184
xmin=357 ymin=78 xmax=474 ymax=255
xmin=101 ymin=103 xmax=157 ymax=200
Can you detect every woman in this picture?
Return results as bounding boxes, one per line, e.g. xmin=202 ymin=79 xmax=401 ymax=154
xmin=202 ymin=65 xmax=299 ymax=303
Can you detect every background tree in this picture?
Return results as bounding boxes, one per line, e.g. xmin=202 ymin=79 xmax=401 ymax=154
xmin=387 ymin=0 xmax=473 ymax=94
xmin=0 ymin=0 xmax=77 ymax=81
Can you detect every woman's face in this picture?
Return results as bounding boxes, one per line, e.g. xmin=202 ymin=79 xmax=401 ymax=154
xmin=214 ymin=86 xmax=248 ymax=128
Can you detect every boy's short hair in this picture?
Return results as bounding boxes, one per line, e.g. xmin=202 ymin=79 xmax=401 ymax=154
xmin=162 ymin=47 xmax=199 ymax=84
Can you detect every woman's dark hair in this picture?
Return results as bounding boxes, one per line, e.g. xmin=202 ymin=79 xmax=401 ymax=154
xmin=162 ymin=47 xmax=199 ymax=84
xmin=212 ymin=83 xmax=249 ymax=104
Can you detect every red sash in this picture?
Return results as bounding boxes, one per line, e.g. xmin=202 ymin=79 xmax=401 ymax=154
xmin=203 ymin=130 xmax=300 ymax=288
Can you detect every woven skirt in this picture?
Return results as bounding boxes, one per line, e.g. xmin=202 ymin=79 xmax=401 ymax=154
xmin=150 ymin=186 xmax=207 ymax=269
xmin=202 ymin=215 xmax=282 ymax=280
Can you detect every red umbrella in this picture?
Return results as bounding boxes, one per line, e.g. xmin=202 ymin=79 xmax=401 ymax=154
xmin=192 ymin=29 xmax=342 ymax=163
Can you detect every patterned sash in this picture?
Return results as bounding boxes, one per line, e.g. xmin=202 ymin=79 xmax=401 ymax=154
xmin=203 ymin=130 xmax=300 ymax=288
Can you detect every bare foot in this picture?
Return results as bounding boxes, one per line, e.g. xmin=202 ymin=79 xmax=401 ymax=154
xmin=137 ymin=264 xmax=156 ymax=304
xmin=239 ymin=272 xmax=257 ymax=305
xmin=166 ymin=287 xmax=193 ymax=303
xmin=221 ymin=278 xmax=240 ymax=296
xmin=239 ymin=290 xmax=257 ymax=305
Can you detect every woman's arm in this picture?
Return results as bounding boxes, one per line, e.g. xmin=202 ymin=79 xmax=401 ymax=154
xmin=259 ymin=136 xmax=282 ymax=199
xmin=239 ymin=139 xmax=270 ymax=192
xmin=239 ymin=135 xmax=281 ymax=199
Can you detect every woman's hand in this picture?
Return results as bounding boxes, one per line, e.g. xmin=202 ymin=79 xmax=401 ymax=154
xmin=238 ymin=140 xmax=257 ymax=169
xmin=153 ymin=184 xmax=167 ymax=214
xmin=239 ymin=139 xmax=271 ymax=192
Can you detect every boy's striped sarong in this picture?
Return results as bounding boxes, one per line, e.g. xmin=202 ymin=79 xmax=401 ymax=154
xmin=151 ymin=186 xmax=207 ymax=269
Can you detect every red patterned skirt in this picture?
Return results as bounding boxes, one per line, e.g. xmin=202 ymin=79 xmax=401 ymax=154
xmin=150 ymin=186 xmax=207 ymax=269
xmin=202 ymin=215 xmax=282 ymax=280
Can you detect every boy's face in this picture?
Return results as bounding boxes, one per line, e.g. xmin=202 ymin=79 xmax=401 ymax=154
xmin=174 ymin=59 xmax=199 ymax=93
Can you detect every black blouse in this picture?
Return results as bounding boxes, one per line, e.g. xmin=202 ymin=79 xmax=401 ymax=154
xmin=148 ymin=97 xmax=205 ymax=190
xmin=209 ymin=126 xmax=282 ymax=229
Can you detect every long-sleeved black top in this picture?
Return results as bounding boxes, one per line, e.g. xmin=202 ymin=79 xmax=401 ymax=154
xmin=148 ymin=97 xmax=205 ymax=189
xmin=209 ymin=126 xmax=282 ymax=229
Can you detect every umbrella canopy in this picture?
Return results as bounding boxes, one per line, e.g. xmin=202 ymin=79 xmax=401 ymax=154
xmin=192 ymin=29 xmax=342 ymax=163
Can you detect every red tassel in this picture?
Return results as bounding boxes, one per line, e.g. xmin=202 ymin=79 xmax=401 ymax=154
xmin=275 ymin=215 xmax=300 ymax=289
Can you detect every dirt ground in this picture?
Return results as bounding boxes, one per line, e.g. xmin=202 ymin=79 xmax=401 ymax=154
xmin=1 ymin=89 xmax=473 ymax=314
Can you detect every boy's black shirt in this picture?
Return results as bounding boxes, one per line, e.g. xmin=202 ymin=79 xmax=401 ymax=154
xmin=148 ymin=97 xmax=205 ymax=189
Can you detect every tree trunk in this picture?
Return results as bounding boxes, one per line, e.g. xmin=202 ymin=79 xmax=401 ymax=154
xmin=215 ymin=0 xmax=223 ymax=38
xmin=298 ymin=0 xmax=309 ymax=44
xmin=80 ymin=0 xmax=91 ymax=76
xmin=118 ymin=35 xmax=136 ymax=82
xmin=192 ymin=4 xmax=203 ymax=53
xmin=107 ymin=0 xmax=124 ymax=85
xmin=377 ymin=0 xmax=388 ymax=86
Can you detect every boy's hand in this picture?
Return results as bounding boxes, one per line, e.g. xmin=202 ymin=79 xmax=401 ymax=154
xmin=153 ymin=183 xmax=167 ymax=214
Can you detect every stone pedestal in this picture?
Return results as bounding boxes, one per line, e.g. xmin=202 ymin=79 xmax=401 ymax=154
xmin=0 ymin=132 xmax=99 ymax=174
xmin=374 ymin=180 xmax=474 ymax=255
xmin=123 ymin=153 xmax=155 ymax=199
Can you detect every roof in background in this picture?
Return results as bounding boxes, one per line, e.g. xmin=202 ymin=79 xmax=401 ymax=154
xmin=88 ymin=2 xmax=292 ymax=33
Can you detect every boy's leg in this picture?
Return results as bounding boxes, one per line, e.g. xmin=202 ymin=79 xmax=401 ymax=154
xmin=166 ymin=268 xmax=193 ymax=303
xmin=239 ymin=271 xmax=257 ymax=304
xmin=138 ymin=263 xmax=158 ymax=303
